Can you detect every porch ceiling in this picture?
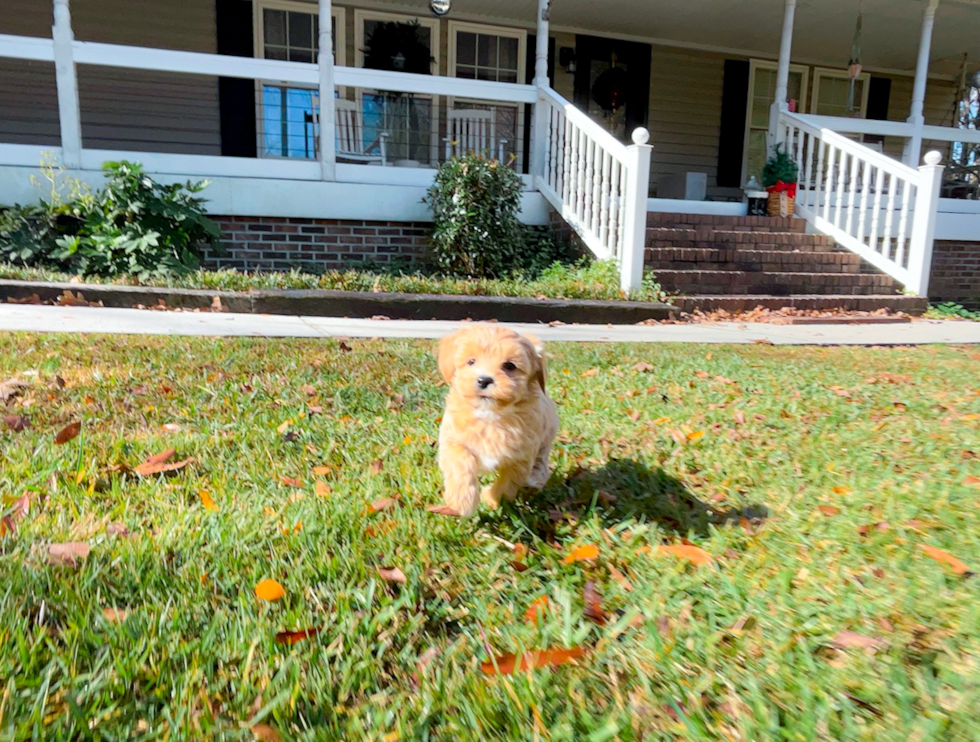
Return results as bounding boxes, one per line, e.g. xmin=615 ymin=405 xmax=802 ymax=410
xmin=376 ymin=0 xmax=980 ymax=78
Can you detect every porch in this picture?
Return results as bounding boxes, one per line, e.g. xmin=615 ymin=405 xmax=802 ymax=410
xmin=0 ymin=0 xmax=978 ymax=303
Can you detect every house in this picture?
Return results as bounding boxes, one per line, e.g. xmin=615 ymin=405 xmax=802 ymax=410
xmin=1 ymin=0 xmax=979 ymax=310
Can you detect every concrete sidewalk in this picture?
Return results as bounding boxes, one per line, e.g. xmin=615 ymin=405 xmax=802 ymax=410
xmin=1 ymin=303 xmax=979 ymax=345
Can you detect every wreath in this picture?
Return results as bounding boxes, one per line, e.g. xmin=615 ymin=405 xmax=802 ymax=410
xmin=591 ymin=66 xmax=628 ymax=113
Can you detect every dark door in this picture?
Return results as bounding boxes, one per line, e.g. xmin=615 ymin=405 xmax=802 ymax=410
xmin=573 ymin=35 xmax=651 ymax=143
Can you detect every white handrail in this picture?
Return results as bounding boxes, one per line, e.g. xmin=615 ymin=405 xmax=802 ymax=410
xmin=778 ymin=110 xmax=944 ymax=295
xmin=539 ymin=88 xmax=630 ymax=162
xmin=790 ymin=113 xmax=915 ymax=139
xmin=0 ymin=33 xmax=54 ymax=62
xmin=920 ymin=124 xmax=980 ymax=145
xmin=335 ymin=67 xmax=536 ymax=104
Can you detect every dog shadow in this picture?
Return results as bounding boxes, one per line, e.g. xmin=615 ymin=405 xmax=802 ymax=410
xmin=487 ymin=458 xmax=768 ymax=543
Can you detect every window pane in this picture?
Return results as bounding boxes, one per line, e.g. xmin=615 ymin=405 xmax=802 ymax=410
xmin=290 ymin=47 xmax=313 ymax=64
xmin=477 ymin=34 xmax=494 ymax=68
xmin=499 ymin=37 xmax=518 ymax=71
xmin=289 ymin=12 xmax=313 ymax=52
xmin=265 ymin=45 xmax=287 ymax=61
xmin=264 ymin=9 xmax=286 ymax=48
xmin=456 ymin=65 xmax=476 ymax=79
xmin=477 ymin=68 xmax=494 ymax=81
xmin=457 ymin=32 xmax=476 ymax=66
xmin=499 ymin=70 xmax=518 ymax=84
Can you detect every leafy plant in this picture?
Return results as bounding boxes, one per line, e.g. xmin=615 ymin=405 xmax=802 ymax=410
xmin=926 ymin=301 xmax=980 ymax=320
xmin=761 ymin=144 xmax=799 ymax=187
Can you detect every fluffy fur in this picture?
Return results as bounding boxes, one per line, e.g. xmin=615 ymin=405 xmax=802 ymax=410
xmin=436 ymin=324 xmax=559 ymax=517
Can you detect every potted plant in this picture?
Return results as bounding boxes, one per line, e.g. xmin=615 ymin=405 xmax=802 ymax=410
xmin=761 ymin=144 xmax=799 ymax=218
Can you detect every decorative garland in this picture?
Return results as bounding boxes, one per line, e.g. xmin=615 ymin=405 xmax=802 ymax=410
xmin=591 ymin=66 xmax=628 ymax=113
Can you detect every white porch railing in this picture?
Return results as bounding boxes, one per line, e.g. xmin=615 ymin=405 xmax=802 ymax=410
xmin=536 ymin=88 xmax=652 ymax=291
xmin=778 ymin=110 xmax=945 ymax=296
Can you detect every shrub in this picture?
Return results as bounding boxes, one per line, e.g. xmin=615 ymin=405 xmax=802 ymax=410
xmin=761 ymin=144 xmax=799 ymax=188
xmin=0 ymin=160 xmax=220 ymax=279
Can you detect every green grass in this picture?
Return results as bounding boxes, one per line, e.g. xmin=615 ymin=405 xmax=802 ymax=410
xmin=2 ymin=335 xmax=980 ymax=741
xmin=0 ymin=259 xmax=668 ymax=304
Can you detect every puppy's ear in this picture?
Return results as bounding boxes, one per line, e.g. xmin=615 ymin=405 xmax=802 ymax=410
xmin=437 ymin=330 xmax=460 ymax=384
xmin=522 ymin=333 xmax=547 ymax=393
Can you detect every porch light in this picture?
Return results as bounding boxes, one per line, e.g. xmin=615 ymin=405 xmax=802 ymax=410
xmin=392 ymin=52 xmax=406 ymax=71
xmin=429 ymin=0 xmax=450 ymax=16
xmin=846 ymin=5 xmax=863 ymax=113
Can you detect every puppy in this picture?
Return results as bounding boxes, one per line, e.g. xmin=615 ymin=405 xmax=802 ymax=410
xmin=437 ymin=324 xmax=559 ymax=517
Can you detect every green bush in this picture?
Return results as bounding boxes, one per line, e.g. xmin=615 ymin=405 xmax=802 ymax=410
xmin=0 ymin=160 xmax=220 ymax=279
xmin=423 ymin=153 xmax=572 ymax=278
xmin=761 ymin=143 xmax=799 ymax=187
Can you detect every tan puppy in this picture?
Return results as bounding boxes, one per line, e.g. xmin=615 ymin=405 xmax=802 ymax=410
xmin=437 ymin=324 xmax=559 ymax=517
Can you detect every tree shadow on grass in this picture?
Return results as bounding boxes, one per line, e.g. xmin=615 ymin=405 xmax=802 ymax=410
xmin=484 ymin=458 xmax=768 ymax=544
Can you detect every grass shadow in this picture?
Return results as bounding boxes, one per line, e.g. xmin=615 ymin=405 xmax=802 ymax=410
xmin=486 ymin=458 xmax=767 ymax=543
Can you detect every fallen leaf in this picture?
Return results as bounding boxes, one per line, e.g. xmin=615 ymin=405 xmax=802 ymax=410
xmin=276 ymin=420 xmax=291 ymax=435
xmin=417 ymin=647 xmax=439 ymax=671
xmin=103 ymin=607 xmax=129 ymax=623
xmin=653 ymin=416 xmax=671 ymax=425
xmin=315 ymin=481 xmax=330 ymax=498
xmin=919 ymin=544 xmax=972 ymax=576
xmin=3 ymin=414 xmax=30 ymax=432
xmin=510 ymin=560 xmax=530 ymax=573
xmin=964 ymin=475 xmax=980 ymax=487
xmin=562 ymin=543 xmax=599 ymax=564
xmin=655 ymin=616 xmax=671 ymax=637
xmin=251 ymin=724 xmax=283 ymax=742
xmin=255 ymin=579 xmax=286 ymax=601
xmin=106 ymin=522 xmax=130 ymax=537
xmin=0 ymin=377 xmax=28 ymax=403
xmin=901 ymin=519 xmax=933 ymax=533
xmin=727 ymin=615 xmax=757 ymax=634
xmin=733 ymin=410 xmax=746 ymax=425
xmin=47 ymin=542 xmax=91 ymax=567
xmin=369 ymin=459 xmax=384 ymax=475
xmin=877 ymin=617 xmax=895 ymax=632
xmin=695 ymin=370 xmax=709 ymax=379
xmin=581 ymin=368 xmax=598 ymax=377
xmin=426 ymin=504 xmax=461 ymax=516
xmin=686 ymin=430 xmax=705 ymax=442
xmin=583 ymin=581 xmax=608 ymax=626
xmin=607 ymin=564 xmax=633 ymax=591
xmin=0 ymin=493 xmax=30 ymax=538
xmin=370 ymin=497 xmax=397 ymax=513
xmin=275 ymin=626 xmax=321 ymax=645
xmin=628 ymin=410 xmax=641 ymax=422
xmin=525 ymin=595 xmax=549 ymax=625
xmin=857 ymin=522 xmax=890 ymax=536
xmin=300 ymin=384 xmax=317 ymax=396
xmin=378 ymin=566 xmax=407 ymax=584
xmin=54 ymin=421 xmax=82 ymax=445
xmin=338 ymin=341 xmax=352 ymax=352
xmin=480 ymin=647 xmax=587 ymax=675
xmin=313 ymin=465 xmax=333 ymax=476
xmin=134 ymin=449 xmax=192 ymax=477
xmin=657 ymin=544 xmax=712 ymax=566
xmin=830 ymin=630 xmax=886 ymax=651
xmin=199 ymin=490 xmax=219 ymax=512
xmin=818 ymin=505 xmax=841 ymax=517
xmin=279 ymin=476 xmax=302 ymax=487
xmin=633 ymin=362 xmax=654 ymax=372
xmin=961 ymin=414 xmax=980 ymax=422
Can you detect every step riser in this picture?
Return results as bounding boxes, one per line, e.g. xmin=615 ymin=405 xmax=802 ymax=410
xmin=672 ymin=295 xmax=928 ymax=315
xmin=656 ymin=273 xmax=899 ymax=296
xmin=647 ymin=230 xmax=836 ymax=251
xmin=647 ymin=213 xmax=808 ymax=233
xmin=646 ymin=249 xmax=863 ymax=273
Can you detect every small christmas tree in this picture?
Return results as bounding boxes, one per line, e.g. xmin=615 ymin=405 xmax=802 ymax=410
xmin=761 ymin=144 xmax=798 ymax=189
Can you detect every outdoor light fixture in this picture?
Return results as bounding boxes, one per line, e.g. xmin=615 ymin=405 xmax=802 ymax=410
xmin=392 ymin=52 xmax=406 ymax=70
xmin=429 ymin=0 xmax=450 ymax=16
xmin=559 ymin=47 xmax=577 ymax=73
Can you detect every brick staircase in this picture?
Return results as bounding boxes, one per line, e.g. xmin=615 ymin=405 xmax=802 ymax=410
xmin=646 ymin=213 xmax=929 ymax=314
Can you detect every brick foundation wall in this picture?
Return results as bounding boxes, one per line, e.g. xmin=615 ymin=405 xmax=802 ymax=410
xmin=930 ymin=240 xmax=980 ymax=308
xmin=205 ymin=216 xmax=430 ymax=272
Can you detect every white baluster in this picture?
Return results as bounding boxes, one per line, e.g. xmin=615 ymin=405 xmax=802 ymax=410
xmin=822 ymin=145 xmax=837 ymax=223
xmin=895 ymin=179 xmax=913 ymax=269
xmin=584 ymin=138 xmax=595 ymax=231
xmin=813 ymin=139 xmax=827 ymax=219
xmin=599 ymin=152 xmax=611 ymax=249
xmin=834 ymin=150 xmax=848 ymax=229
xmin=868 ymin=167 xmax=885 ymax=256
xmin=845 ymin=151 xmax=860 ymax=235
xmin=882 ymin=173 xmax=898 ymax=261
xmin=856 ymin=160 xmax=872 ymax=244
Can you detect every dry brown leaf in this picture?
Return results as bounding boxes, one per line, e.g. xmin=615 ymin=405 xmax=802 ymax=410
xmin=480 ymin=646 xmax=587 ymax=675
xmin=727 ymin=615 xmax=757 ymax=634
xmin=275 ymin=626 xmax=321 ymax=645
xmin=134 ymin=449 xmax=192 ymax=477
xmin=857 ymin=522 xmax=890 ymax=536
xmin=106 ymin=522 xmax=130 ymax=537
xmin=54 ymin=421 xmax=82 ymax=445
xmin=103 ymin=607 xmax=129 ymax=623
xmin=607 ymin=563 xmax=633 ymax=591
xmin=251 ymin=724 xmax=283 ymax=742
xmin=0 ymin=493 xmax=30 ymax=538
xmin=657 ymin=544 xmax=712 ymax=566
xmin=315 ymin=481 xmax=330 ymax=498
xmin=818 ymin=505 xmax=841 ymax=517
xmin=417 ymin=647 xmax=439 ymax=671
xmin=279 ymin=476 xmax=302 ymax=487
xmin=3 ymin=414 xmax=30 ymax=432
xmin=525 ymin=595 xmax=549 ymax=625
xmin=47 ymin=541 xmax=91 ymax=567
xmin=964 ymin=475 xmax=980 ymax=487
xmin=378 ymin=566 xmax=407 ymax=584
xmin=628 ymin=410 xmax=641 ymax=422
xmin=633 ymin=362 xmax=654 ymax=372
xmin=919 ymin=544 xmax=972 ymax=575
xmin=426 ymin=504 xmax=461 ymax=516
xmin=733 ymin=410 xmax=746 ymax=425
xmin=370 ymin=497 xmax=398 ymax=513
xmin=561 ymin=543 xmax=599 ymax=564
xmin=581 ymin=368 xmax=598 ymax=378
xmin=0 ymin=378 xmax=28 ymax=404
xmin=300 ymin=384 xmax=317 ymax=396
xmin=830 ymin=630 xmax=886 ymax=651
xmin=369 ymin=459 xmax=384 ymax=475
xmin=583 ymin=581 xmax=608 ymax=626
xmin=161 ymin=422 xmax=182 ymax=433
xmin=255 ymin=579 xmax=286 ymax=601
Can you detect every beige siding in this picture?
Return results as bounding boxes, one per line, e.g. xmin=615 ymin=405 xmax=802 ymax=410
xmin=0 ymin=0 xmax=221 ymax=155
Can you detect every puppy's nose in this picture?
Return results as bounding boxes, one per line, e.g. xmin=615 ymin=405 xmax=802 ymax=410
xmin=476 ymin=375 xmax=494 ymax=390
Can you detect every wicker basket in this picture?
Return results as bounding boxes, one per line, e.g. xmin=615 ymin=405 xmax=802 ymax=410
xmin=767 ymin=191 xmax=795 ymax=218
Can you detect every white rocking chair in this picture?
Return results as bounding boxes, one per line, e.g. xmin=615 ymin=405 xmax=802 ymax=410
xmin=311 ymin=93 xmax=388 ymax=166
xmin=443 ymin=109 xmax=506 ymax=162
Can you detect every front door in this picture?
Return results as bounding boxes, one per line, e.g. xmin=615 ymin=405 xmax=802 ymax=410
xmin=573 ymin=35 xmax=651 ymax=143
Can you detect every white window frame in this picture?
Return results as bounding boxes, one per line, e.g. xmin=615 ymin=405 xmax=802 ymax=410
xmin=447 ymin=21 xmax=527 ymax=167
xmin=253 ymin=0 xmax=346 ymax=160
xmin=742 ymin=59 xmax=809 ymax=187
xmin=811 ymin=67 xmax=871 ymax=119
xmin=354 ymin=9 xmax=441 ymax=166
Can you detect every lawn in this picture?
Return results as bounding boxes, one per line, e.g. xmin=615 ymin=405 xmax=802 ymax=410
xmin=1 ymin=335 xmax=979 ymax=741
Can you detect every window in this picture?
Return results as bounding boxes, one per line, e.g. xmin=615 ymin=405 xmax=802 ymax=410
xmin=254 ymin=1 xmax=345 ymax=159
xmin=743 ymin=60 xmax=809 ymax=185
xmin=449 ymin=23 xmax=527 ymax=165
xmin=812 ymin=68 xmax=870 ymax=118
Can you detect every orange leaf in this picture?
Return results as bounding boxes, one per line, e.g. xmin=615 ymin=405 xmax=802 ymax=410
xmin=832 ymin=486 xmax=851 ymax=495
xmin=199 ymin=490 xmax=219 ymax=512
xmin=480 ymin=646 xmax=588 ymax=675
xmin=315 ymin=481 xmax=330 ymax=498
xmin=378 ymin=565 xmax=407 ymax=583
xmin=633 ymin=362 xmax=654 ymax=372
xmin=103 ymin=607 xmax=129 ymax=623
xmin=251 ymin=724 xmax=283 ymax=742
xmin=313 ymin=465 xmax=333 ymax=476
xmin=657 ymin=544 xmax=712 ymax=566
xmin=562 ymin=543 xmax=599 ymax=564
xmin=961 ymin=414 xmax=980 ymax=422
xmin=920 ymin=544 xmax=972 ymax=575
xmin=275 ymin=626 xmax=321 ymax=645
xmin=134 ymin=449 xmax=193 ymax=477
xmin=686 ymin=431 xmax=705 ymax=442
xmin=581 ymin=368 xmax=598 ymax=378
xmin=370 ymin=497 xmax=397 ymax=513
xmin=817 ymin=505 xmax=841 ymax=517
xmin=47 ymin=541 xmax=91 ymax=567
xmin=524 ymin=595 xmax=549 ymax=625
xmin=583 ymin=581 xmax=608 ymax=626
xmin=426 ymin=504 xmax=461 ymax=516
xmin=255 ymin=579 xmax=286 ymax=601
xmin=964 ymin=475 xmax=980 ymax=487
xmin=370 ymin=459 xmax=384 ymax=475
xmin=830 ymin=630 xmax=886 ymax=651
xmin=54 ymin=421 xmax=81 ymax=445
xmin=653 ymin=416 xmax=671 ymax=425
xmin=607 ymin=564 xmax=633 ymax=591
xmin=279 ymin=476 xmax=302 ymax=487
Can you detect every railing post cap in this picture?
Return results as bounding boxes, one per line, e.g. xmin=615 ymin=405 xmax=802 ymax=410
xmin=923 ymin=150 xmax=942 ymax=166
xmin=631 ymin=127 xmax=650 ymax=146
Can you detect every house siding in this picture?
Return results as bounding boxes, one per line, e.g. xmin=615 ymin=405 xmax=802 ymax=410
xmin=0 ymin=0 xmax=221 ymax=155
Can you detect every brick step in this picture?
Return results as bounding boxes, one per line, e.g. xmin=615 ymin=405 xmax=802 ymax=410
xmin=654 ymin=269 xmax=900 ymax=296
xmin=671 ymin=294 xmax=928 ymax=315
xmin=647 ymin=213 xmax=808 ymax=233
xmin=647 ymin=227 xmax=836 ymax=251
xmin=645 ymin=247 xmax=863 ymax=273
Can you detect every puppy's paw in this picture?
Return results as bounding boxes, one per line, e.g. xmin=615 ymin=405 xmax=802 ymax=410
xmin=480 ymin=485 xmax=502 ymax=510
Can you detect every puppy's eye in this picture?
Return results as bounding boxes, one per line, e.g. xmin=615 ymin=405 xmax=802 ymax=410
xmin=501 ymin=361 xmax=517 ymax=372
xmin=467 ymin=358 xmax=476 ymax=366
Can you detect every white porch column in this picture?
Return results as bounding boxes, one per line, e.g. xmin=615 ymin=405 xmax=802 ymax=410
xmin=529 ymin=0 xmax=550 ymax=179
xmin=317 ymin=0 xmax=337 ymax=181
xmin=52 ymin=0 xmax=82 ymax=169
xmin=905 ymin=0 xmax=940 ymax=167
xmin=768 ymin=0 xmax=797 ymax=153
